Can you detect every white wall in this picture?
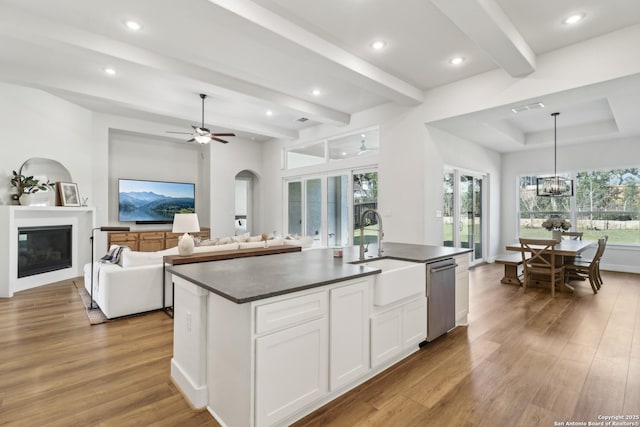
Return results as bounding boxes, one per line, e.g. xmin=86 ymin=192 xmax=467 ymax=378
xmin=108 ymin=131 xmax=207 ymax=229
xmin=0 ymin=83 xmax=93 ymax=205
xmin=89 ymin=113 xmax=263 ymax=245
xmin=208 ymin=138 xmax=264 ymax=238
xmin=0 ymin=84 xmax=263 ymax=270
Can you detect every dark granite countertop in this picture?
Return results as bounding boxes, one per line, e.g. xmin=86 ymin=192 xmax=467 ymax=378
xmin=167 ymin=248 xmax=380 ymax=304
xmin=168 ymin=242 xmax=472 ymax=304
xmin=346 ymin=242 xmax=472 ymax=264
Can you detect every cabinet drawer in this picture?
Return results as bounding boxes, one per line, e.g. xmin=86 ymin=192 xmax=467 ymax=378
xmin=255 ymin=292 xmax=327 ymax=335
xmin=109 ymin=232 xmax=136 ymax=242
xmin=139 ymin=232 xmax=164 ymax=240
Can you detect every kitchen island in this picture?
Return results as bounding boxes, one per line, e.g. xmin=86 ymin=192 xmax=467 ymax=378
xmin=167 ymin=242 xmax=470 ymax=427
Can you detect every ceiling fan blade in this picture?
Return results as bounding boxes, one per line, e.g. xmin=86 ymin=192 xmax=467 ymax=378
xmin=166 ymin=131 xmax=192 ymax=135
xmin=212 ymin=137 xmax=229 ymax=144
xmin=186 ymin=138 xmax=195 ymax=143
xmin=212 ymin=133 xmax=235 ymax=137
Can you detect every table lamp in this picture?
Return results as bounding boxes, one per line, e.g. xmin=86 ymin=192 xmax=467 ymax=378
xmin=173 ymin=213 xmax=200 ymax=256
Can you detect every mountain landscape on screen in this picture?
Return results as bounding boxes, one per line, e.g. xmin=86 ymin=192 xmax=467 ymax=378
xmin=118 ymin=180 xmax=195 ymax=222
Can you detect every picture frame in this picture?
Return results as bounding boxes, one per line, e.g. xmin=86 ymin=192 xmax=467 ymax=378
xmin=57 ymin=182 xmax=80 ymax=207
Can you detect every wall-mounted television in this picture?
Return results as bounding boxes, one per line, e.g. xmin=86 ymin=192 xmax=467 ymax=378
xmin=118 ymin=178 xmax=195 ymax=223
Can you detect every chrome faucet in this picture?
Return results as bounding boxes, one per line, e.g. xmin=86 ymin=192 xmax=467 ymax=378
xmin=359 ymin=208 xmax=383 ymax=260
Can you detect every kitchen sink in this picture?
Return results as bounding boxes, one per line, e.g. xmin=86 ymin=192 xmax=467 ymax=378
xmin=352 ymin=258 xmax=425 ymax=305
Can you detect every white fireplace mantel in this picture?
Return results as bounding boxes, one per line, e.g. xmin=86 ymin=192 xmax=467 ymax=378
xmin=0 ymin=206 xmax=95 ymax=298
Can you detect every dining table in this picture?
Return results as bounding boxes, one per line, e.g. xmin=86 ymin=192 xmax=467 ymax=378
xmin=504 ymin=239 xmax=597 ymax=291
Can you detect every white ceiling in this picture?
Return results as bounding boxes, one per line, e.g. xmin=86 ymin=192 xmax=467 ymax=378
xmin=0 ymin=0 xmax=639 ymax=150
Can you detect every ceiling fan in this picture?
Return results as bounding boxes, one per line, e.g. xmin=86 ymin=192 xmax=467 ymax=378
xmin=166 ymin=93 xmax=235 ymax=144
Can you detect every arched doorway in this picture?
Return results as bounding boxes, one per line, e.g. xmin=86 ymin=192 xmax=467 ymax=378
xmin=235 ymin=170 xmax=259 ymax=235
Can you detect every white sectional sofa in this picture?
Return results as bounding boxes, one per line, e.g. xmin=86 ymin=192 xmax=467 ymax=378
xmin=84 ymin=235 xmax=313 ymax=319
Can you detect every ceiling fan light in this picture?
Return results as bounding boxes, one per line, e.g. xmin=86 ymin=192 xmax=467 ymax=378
xmin=194 ymin=134 xmax=211 ymax=144
xmin=358 ymin=140 xmax=368 ymax=155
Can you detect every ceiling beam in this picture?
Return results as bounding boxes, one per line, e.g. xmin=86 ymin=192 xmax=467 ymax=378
xmin=431 ymin=0 xmax=536 ymax=77
xmin=207 ymin=0 xmax=424 ymax=106
xmin=0 ymin=5 xmax=349 ymax=129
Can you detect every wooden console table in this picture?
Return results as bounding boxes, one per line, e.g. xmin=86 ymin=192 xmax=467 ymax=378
xmin=162 ymin=244 xmax=302 ymax=317
xmin=107 ymin=228 xmax=211 ymax=252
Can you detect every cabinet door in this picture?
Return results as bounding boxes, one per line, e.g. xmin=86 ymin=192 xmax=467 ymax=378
xmin=402 ymin=297 xmax=427 ymax=349
xmin=330 ymin=281 xmax=369 ymax=391
xmin=108 ymin=232 xmax=138 ymax=251
xmin=255 ymin=318 xmax=328 ymax=427
xmin=370 ymin=308 xmax=402 ymax=368
xmin=138 ymin=232 xmax=165 ymax=252
xmin=139 ymin=239 xmax=164 ymax=252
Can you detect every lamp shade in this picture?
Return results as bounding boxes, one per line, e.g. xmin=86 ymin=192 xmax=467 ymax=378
xmin=172 ymin=213 xmax=200 ymax=233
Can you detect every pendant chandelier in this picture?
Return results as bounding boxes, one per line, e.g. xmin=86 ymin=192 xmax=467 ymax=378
xmin=536 ymin=112 xmax=574 ymax=197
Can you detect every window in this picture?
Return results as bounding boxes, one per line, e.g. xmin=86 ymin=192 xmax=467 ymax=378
xmin=443 ymin=168 xmax=486 ymax=265
xmin=353 ymin=171 xmax=378 ymax=245
xmin=575 ymin=169 xmax=640 ymax=243
xmin=518 ymin=168 xmax=640 ymax=244
xmin=286 ymin=141 xmax=325 ymax=169
xmin=285 ymin=169 xmax=378 ymax=247
xmin=328 ymin=129 xmax=379 ymax=162
xmin=284 ymin=127 xmax=379 ymax=169
xmin=518 ymin=175 xmax=570 ymax=238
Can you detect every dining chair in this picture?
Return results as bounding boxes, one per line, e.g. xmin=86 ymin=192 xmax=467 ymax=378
xmin=564 ymin=236 xmax=607 ymax=293
xmin=561 ymin=231 xmax=583 ymax=240
xmin=562 ymin=231 xmax=584 ymax=260
xmin=519 ymin=238 xmax=564 ymax=297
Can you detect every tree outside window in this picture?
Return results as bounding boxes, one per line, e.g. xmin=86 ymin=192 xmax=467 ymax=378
xmin=518 ymin=168 xmax=640 ymax=243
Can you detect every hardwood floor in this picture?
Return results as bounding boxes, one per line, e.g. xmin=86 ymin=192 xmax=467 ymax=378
xmin=1 ymin=265 xmax=638 ymax=426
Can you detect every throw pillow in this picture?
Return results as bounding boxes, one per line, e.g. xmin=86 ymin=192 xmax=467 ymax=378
xmin=198 ymin=238 xmax=220 ymax=246
xmin=232 ymin=232 xmax=250 ymax=243
xmin=100 ymin=245 xmax=131 ymax=265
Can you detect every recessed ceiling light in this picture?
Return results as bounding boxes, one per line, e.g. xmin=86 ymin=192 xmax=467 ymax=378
xmin=371 ymin=40 xmax=387 ymax=50
xmin=311 ymin=88 xmax=321 ymax=96
xmin=360 ymin=134 xmax=366 ymax=138
xmin=563 ymin=13 xmax=585 ymax=25
xmin=449 ymin=56 xmax=465 ymax=66
xmin=124 ymin=20 xmax=143 ymax=31
xmin=266 ymin=110 xmax=273 ymax=116
xmin=103 ymin=67 xmax=116 ymax=76
xmin=342 ymin=152 xmax=347 ymax=156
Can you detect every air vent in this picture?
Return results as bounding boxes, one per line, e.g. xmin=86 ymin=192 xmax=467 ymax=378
xmin=296 ymin=117 xmax=309 ymax=122
xmin=511 ymin=102 xmax=545 ymax=114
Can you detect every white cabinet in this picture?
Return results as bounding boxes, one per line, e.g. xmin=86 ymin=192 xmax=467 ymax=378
xmin=255 ymin=318 xmax=328 ymax=427
xmin=330 ymin=281 xmax=369 ymax=391
xmin=370 ymin=307 xmax=403 ymax=368
xmin=402 ymin=297 xmax=427 ymax=348
xmin=454 ymin=253 xmax=470 ymax=325
xmin=370 ymin=296 xmax=426 ymax=368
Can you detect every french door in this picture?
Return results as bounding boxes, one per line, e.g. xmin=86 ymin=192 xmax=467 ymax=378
xmin=286 ymin=169 xmax=377 ymax=247
xmin=444 ymin=169 xmax=486 ymax=266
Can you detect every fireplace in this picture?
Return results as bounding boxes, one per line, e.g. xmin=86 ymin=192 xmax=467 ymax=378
xmin=18 ymin=225 xmax=72 ymax=278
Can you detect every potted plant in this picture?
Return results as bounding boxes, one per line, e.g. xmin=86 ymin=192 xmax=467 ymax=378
xmin=10 ymin=170 xmax=55 ymax=205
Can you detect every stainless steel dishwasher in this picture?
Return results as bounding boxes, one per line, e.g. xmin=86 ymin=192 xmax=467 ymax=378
xmin=426 ymin=258 xmax=457 ymax=342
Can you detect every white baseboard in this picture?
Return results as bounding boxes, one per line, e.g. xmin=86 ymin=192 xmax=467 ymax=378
xmin=600 ymin=263 xmax=640 ymax=274
xmin=170 ymin=358 xmax=208 ymax=409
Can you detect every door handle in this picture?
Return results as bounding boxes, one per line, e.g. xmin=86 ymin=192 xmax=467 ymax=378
xmin=430 ymin=264 xmax=458 ymax=273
